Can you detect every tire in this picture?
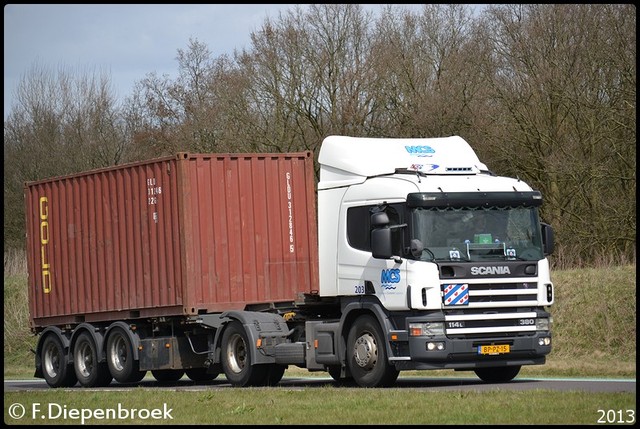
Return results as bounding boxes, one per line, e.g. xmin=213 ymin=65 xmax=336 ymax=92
xmin=220 ymin=321 xmax=268 ymax=387
xmin=327 ymin=365 xmax=342 ymax=381
xmin=151 ymin=369 xmax=185 ymax=382
xmin=73 ymin=331 xmax=113 ymax=387
xmin=327 ymin=365 xmax=355 ymax=385
xmin=106 ymin=327 xmax=141 ymax=383
xmin=346 ymin=315 xmax=399 ymax=388
xmin=41 ymin=334 xmax=77 ymax=388
xmin=128 ymin=370 xmax=148 ymax=383
xmin=185 ymin=367 xmax=219 ymax=382
xmin=474 ymin=365 xmax=521 ymax=383
xmin=262 ymin=364 xmax=286 ymax=386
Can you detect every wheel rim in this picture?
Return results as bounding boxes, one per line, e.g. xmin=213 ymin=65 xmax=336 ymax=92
xmin=109 ymin=336 xmax=127 ymax=372
xmin=353 ymin=332 xmax=378 ymax=370
xmin=226 ymin=333 xmax=247 ymax=374
xmin=76 ymin=341 xmax=94 ymax=378
xmin=44 ymin=343 xmax=60 ymax=378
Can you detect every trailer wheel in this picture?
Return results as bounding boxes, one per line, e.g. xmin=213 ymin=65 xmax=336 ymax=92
xmin=41 ymin=334 xmax=77 ymax=388
xmin=474 ymin=365 xmax=521 ymax=383
xmin=346 ymin=315 xmax=399 ymax=387
xmin=73 ymin=332 xmax=113 ymax=387
xmin=151 ymin=369 xmax=185 ymax=383
xmin=185 ymin=367 xmax=219 ymax=382
xmin=128 ymin=370 xmax=148 ymax=383
xmin=106 ymin=327 xmax=142 ymax=383
xmin=221 ymin=321 xmax=268 ymax=387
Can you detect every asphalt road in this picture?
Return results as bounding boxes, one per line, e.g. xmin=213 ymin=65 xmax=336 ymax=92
xmin=4 ymin=376 xmax=636 ymax=393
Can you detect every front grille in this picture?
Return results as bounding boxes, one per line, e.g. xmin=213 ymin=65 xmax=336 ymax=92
xmin=441 ymin=281 xmax=539 ymax=308
xmin=472 ymin=294 xmax=537 ymax=303
xmin=440 ymin=280 xmax=542 ymax=339
xmin=471 ymin=282 xmax=537 ymax=290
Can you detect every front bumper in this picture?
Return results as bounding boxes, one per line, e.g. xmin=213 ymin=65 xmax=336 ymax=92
xmin=389 ymin=331 xmax=552 ymax=371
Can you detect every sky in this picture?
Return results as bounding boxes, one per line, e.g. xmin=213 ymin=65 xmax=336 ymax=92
xmin=3 ymin=4 xmax=427 ymax=121
xmin=3 ymin=4 xmax=300 ymax=119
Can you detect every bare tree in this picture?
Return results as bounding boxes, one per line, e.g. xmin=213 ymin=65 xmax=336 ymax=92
xmin=231 ymin=4 xmax=378 ymax=157
xmin=5 ymin=5 xmax=634 ymax=266
xmin=126 ymin=38 xmax=250 ymax=155
xmin=477 ymin=4 xmax=636 ymax=264
xmin=368 ymin=4 xmax=482 ymax=137
xmin=3 ymin=62 xmax=127 ymax=249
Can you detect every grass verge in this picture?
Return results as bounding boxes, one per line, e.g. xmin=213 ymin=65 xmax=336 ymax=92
xmin=4 ymin=389 xmax=637 ymax=425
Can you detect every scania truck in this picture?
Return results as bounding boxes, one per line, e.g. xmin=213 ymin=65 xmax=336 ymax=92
xmin=25 ymin=135 xmax=554 ymax=388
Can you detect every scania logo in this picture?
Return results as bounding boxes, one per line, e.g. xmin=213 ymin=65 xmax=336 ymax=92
xmin=470 ymin=266 xmax=511 ymax=275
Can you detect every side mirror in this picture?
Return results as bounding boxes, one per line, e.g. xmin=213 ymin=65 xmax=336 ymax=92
xmin=371 ymin=211 xmax=390 ymax=227
xmin=371 ymin=228 xmax=393 ymax=259
xmin=410 ymin=239 xmax=424 ymax=258
xmin=541 ymin=222 xmax=555 ymax=255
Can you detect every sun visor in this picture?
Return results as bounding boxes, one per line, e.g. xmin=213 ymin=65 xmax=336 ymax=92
xmin=318 ymin=135 xmax=488 ymax=189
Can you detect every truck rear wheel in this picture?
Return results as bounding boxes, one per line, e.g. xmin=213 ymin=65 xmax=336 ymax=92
xmin=474 ymin=365 xmax=521 ymax=383
xmin=328 ymin=365 xmax=355 ymax=385
xmin=106 ymin=327 xmax=143 ymax=383
xmin=185 ymin=367 xmax=219 ymax=382
xmin=221 ymin=321 xmax=268 ymax=387
xmin=151 ymin=369 xmax=185 ymax=382
xmin=263 ymin=364 xmax=286 ymax=386
xmin=128 ymin=370 xmax=147 ymax=383
xmin=73 ymin=332 xmax=113 ymax=387
xmin=346 ymin=315 xmax=399 ymax=387
xmin=41 ymin=334 xmax=77 ymax=388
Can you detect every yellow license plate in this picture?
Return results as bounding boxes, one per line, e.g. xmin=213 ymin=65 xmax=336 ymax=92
xmin=478 ymin=344 xmax=510 ymax=355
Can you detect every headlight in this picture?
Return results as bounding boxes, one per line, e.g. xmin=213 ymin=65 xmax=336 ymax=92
xmin=536 ymin=317 xmax=551 ymax=331
xmin=409 ymin=322 xmax=444 ymax=336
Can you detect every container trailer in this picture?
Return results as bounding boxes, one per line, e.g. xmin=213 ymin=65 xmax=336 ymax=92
xmin=25 ymin=135 xmax=555 ymax=388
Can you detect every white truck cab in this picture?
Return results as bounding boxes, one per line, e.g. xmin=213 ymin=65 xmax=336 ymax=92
xmin=316 ymin=135 xmax=554 ymax=383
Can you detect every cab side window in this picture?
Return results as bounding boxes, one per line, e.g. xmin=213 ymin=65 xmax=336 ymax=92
xmin=346 ymin=206 xmax=371 ymax=251
xmin=347 ymin=204 xmax=404 ymax=255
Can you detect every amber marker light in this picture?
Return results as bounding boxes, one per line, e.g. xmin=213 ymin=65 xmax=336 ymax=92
xmin=410 ymin=326 xmax=423 ymax=336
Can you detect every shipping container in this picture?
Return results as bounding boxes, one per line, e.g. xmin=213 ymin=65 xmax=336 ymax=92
xmin=25 ymin=152 xmax=319 ymax=329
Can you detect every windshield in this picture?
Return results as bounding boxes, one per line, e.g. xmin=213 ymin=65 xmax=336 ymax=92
xmin=410 ymin=206 xmax=544 ymax=262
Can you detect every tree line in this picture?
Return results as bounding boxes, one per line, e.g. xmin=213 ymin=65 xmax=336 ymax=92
xmin=3 ymin=4 xmax=636 ymax=268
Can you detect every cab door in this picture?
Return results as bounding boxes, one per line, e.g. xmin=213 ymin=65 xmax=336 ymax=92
xmin=336 ymin=195 xmax=408 ymax=310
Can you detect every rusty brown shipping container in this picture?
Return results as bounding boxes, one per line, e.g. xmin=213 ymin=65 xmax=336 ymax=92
xmin=25 ymin=152 xmax=319 ymax=329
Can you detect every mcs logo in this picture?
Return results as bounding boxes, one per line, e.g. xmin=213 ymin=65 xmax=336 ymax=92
xmin=381 ymin=268 xmax=401 ymax=284
xmin=405 ymin=145 xmax=435 ymax=157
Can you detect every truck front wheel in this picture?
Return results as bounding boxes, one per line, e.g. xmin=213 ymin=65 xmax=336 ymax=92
xmin=221 ymin=321 xmax=268 ymax=387
xmin=346 ymin=315 xmax=399 ymax=387
xmin=41 ymin=334 xmax=77 ymax=388
xmin=474 ymin=365 xmax=521 ymax=383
